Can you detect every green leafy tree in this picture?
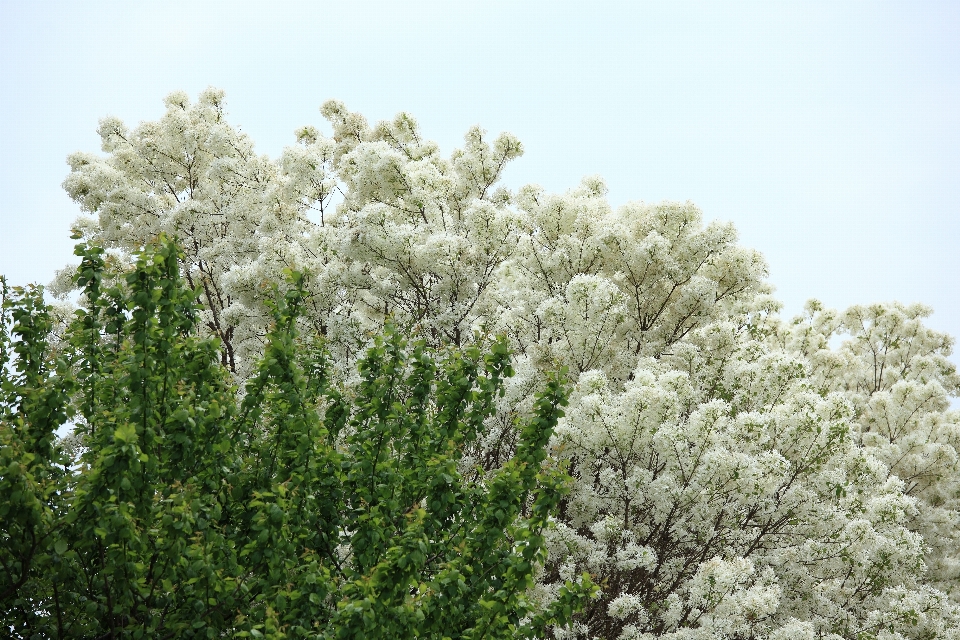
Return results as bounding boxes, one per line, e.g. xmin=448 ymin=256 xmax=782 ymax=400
xmin=0 ymin=235 xmax=594 ymax=639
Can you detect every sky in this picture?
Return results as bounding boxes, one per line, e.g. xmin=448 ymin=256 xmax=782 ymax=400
xmin=1 ymin=1 xmax=958 ymax=355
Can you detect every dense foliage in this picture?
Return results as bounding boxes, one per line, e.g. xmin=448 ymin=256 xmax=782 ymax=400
xmin=0 ymin=237 xmax=593 ymax=638
xmin=11 ymin=88 xmax=960 ymax=638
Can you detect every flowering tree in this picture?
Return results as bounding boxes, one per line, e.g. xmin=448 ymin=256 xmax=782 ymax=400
xmin=51 ymin=90 xmax=960 ymax=639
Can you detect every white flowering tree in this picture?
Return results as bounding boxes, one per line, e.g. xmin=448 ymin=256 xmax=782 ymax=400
xmin=784 ymin=302 xmax=960 ymax=600
xmin=55 ymin=90 xmax=960 ymax=639
xmin=60 ymin=89 xmax=322 ymax=375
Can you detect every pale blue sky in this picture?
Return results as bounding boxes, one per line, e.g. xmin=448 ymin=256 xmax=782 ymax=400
xmin=1 ymin=1 xmax=958 ymax=353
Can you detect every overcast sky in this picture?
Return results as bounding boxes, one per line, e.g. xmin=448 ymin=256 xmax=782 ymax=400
xmin=1 ymin=1 xmax=958 ymax=355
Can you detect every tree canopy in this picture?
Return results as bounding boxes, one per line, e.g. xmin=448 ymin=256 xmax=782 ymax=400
xmin=7 ymin=88 xmax=960 ymax=639
xmin=1 ymin=236 xmax=594 ymax=638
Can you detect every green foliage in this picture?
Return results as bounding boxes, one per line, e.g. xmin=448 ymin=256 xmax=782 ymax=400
xmin=0 ymin=236 xmax=594 ymax=638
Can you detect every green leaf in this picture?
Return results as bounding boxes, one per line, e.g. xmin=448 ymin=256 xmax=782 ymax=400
xmin=114 ymin=422 xmax=137 ymax=444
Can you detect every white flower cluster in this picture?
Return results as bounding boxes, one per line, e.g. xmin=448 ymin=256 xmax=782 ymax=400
xmin=59 ymin=91 xmax=960 ymax=639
